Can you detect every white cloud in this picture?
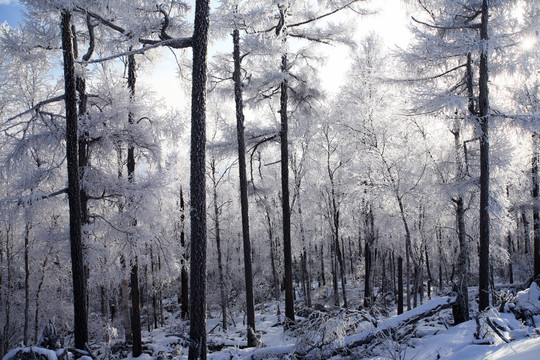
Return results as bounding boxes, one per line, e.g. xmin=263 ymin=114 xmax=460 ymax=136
xmin=0 ymin=0 xmax=17 ymax=5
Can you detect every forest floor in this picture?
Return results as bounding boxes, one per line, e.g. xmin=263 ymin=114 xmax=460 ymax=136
xmin=112 ymin=284 xmax=540 ymax=359
xmin=4 ymin=284 xmax=540 ymax=360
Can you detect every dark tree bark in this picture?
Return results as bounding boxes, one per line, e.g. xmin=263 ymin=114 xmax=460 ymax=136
xmin=61 ymin=11 xmax=88 ymax=350
xmin=533 ymin=133 xmax=540 ymax=283
xmin=452 ymin=197 xmax=470 ymax=324
xmin=264 ymin=202 xmax=280 ymax=300
xmin=398 ymin=256 xmax=404 ymax=315
xmin=280 ymin=53 xmax=295 ymax=324
xmin=130 ymin=261 xmax=141 ymax=356
xmin=189 ymin=0 xmax=210 ymax=358
xmin=23 ymin=220 xmax=31 ymax=345
xmin=179 ymin=187 xmax=189 ymax=319
xmin=34 ymin=251 xmax=49 ymax=343
xmin=364 ymin=237 xmax=372 ymax=307
xmin=127 ymin=52 xmax=142 ymax=357
xmin=331 ymin=240 xmax=339 ymax=307
xmin=451 ymin=109 xmax=470 ymax=323
xmin=478 ymin=0 xmax=491 ymax=312
xmin=507 ymin=233 xmax=514 ymax=284
xmin=232 ymin=28 xmax=257 ymax=346
xmin=320 ymin=243 xmax=326 ymax=287
xmin=210 ymin=159 xmax=228 ymax=333
xmin=522 ymin=212 xmax=531 ymax=254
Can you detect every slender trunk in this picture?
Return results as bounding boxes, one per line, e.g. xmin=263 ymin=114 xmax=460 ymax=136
xmin=179 ymin=187 xmax=189 ymax=319
xmin=158 ymin=254 xmax=164 ymax=327
xmin=126 ymin=52 xmax=142 ymax=357
xmin=331 ymin=240 xmax=339 ymax=306
xmin=24 ymin=220 xmax=31 ymax=345
xmin=406 ymin=236 xmax=411 ymax=310
xmin=451 ymin=110 xmax=470 ymax=323
xmin=364 ymin=238 xmax=371 ymax=307
xmin=533 ymin=133 xmax=540 ymax=282
xmin=381 ymin=252 xmax=387 ymax=295
xmin=425 ymin=245 xmax=432 ymax=299
xmin=73 ymin=23 xmax=92 ymax=324
xmin=61 ymin=12 xmax=88 ymax=349
xmin=334 ymin=214 xmax=348 ymax=308
xmin=398 ymin=256 xmax=404 ymax=315
xmin=522 ymin=212 xmax=530 ymax=254
xmin=296 ymin=190 xmax=311 ymax=307
xmin=151 ymin=247 xmax=158 ymax=330
xmin=266 ymin=205 xmax=280 ymax=300
xmin=478 ymin=0 xmax=491 ymax=312
xmin=117 ymin=147 xmax=132 ymax=343
xmin=280 ymin=53 xmax=295 ymax=323
xmin=189 ymin=1 xmax=210 ymax=358
xmin=35 ymin=253 xmax=49 ymax=343
xmin=2 ymin=225 xmax=13 ymax=357
xmin=320 ymin=243 xmax=326 ymax=287
xmin=348 ymin=237 xmax=354 ymax=277
xmin=507 ymin=233 xmax=514 ymax=284
xmin=211 ymin=159 xmax=228 ymax=333
xmin=130 ymin=262 xmax=141 ymax=356
xmin=232 ymin=29 xmax=256 ymax=346
xmin=453 ymin=197 xmax=470 ymax=323
xmin=121 ymin=269 xmax=132 ymax=343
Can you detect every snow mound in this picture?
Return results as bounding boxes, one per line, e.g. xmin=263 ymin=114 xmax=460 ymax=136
xmin=515 ymin=282 xmax=540 ymax=315
xmin=2 ymin=347 xmax=58 ymax=360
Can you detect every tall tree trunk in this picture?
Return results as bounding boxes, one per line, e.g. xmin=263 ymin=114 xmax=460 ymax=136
xmin=452 ymin=197 xmax=470 ymax=323
xmin=117 ymin=146 xmax=132 ymax=343
xmin=130 ymin=261 xmax=141 ymax=356
xmin=398 ymin=256 xmax=404 ymax=315
xmin=265 ymin=203 xmax=280 ymax=300
xmin=507 ymin=233 xmax=514 ymax=284
xmin=189 ymin=1 xmax=210 ymax=358
xmin=2 ymin=225 xmax=13 ymax=357
xmin=179 ymin=187 xmax=189 ymax=319
xmin=331 ymin=240 xmax=339 ymax=306
xmin=451 ymin=109 xmax=470 ymax=323
xmin=34 ymin=252 xmax=49 ymax=343
xmin=61 ymin=12 xmax=88 ymax=349
xmin=533 ymin=133 xmax=540 ymax=283
xmin=211 ymin=159 xmax=228 ymax=333
xmin=364 ymin=237 xmax=372 ymax=307
xmin=127 ymin=52 xmax=142 ymax=357
xmin=522 ymin=212 xmax=531 ymax=254
xmin=478 ymin=0 xmax=491 ymax=312
xmin=320 ymin=243 xmax=326 ymax=287
xmin=334 ymin=212 xmax=348 ymax=308
xmin=121 ymin=269 xmax=132 ymax=343
xmin=151 ymin=246 xmax=158 ymax=330
xmin=24 ymin=220 xmax=31 ymax=345
xmin=280 ymin=53 xmax=295 ymax=324
xmin=348 ymin=237 xmax=354 ymax=277
xmin=232 ymin=29 xmax=257 ymax=346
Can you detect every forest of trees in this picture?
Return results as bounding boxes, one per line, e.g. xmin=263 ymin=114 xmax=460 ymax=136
xmin=0 ymin=0 xmax=539 ymax=359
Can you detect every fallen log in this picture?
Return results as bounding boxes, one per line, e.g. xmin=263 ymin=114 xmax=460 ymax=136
xmin=317 ymin=296 xmax=456 ymax=358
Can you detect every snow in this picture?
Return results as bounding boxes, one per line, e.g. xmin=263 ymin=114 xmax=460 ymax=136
xmin=515 ymin=282 xmax=540 ymax=315
xmin=2 ymin=347 xmax=58 ymax=360
xmin=4 ymin=287 xmax=540 ymax=360
xmin=344 ymin=296 xmax=455 ymax=346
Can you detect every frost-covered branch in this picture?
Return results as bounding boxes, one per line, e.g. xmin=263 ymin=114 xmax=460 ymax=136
xmin=76 ymin=37 xmax=193 ymax=64
xmin=411 ymin=16 xmax=481 ymax=30
xmin=4 ymin=95 xmax=65 ymax=124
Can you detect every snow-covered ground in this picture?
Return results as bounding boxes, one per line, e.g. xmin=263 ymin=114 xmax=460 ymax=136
xmin=4 ymin=285 xmax=540 ymax=360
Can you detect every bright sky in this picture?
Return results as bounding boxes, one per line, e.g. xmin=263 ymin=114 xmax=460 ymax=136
xmin=0 ymin=1 xmax=22 ymax=27
xmin=0 ymin=0 xmax=411 ymax=108
xmin=141 ymin=0 xmax=411 ymax=108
